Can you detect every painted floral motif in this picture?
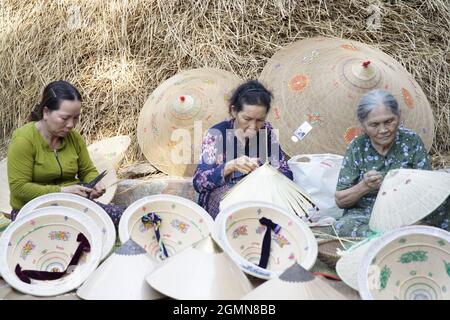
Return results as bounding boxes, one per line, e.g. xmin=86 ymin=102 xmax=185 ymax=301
xmin=307 ymin=113 xmax=324 ymax=126
xmin=438 ymin=240 xmax=446 ymax=247
xmin=445 ymin=261 xmax=450 ymax=278
xmin=398 ymin=238 xmax=406 ymax=244
xmin=139 ymin=221 xmax=152 ymax=233
xmin=402 ymin=88 xmax=414 ymax=109
xmin=398 ymin=250 xmax=428 ymax=264
xmin=49 ymin=231 xmax=71 ymax=241
xmin=255 ymin=226 xmax=266 ymax=235
xmin=379 ymin=265 xmax=391 ymax=290
xmin=232 ymin=225 xmax=248 ymax=239
xmin=288 ymin=74 xmax=309 ymax=92
xmin=171 ymin=219 xmax=190 ymax=234
xmin=272 ymin=233 xmax=290 ymax=248
xmin=288 ymin=253 xmax=295 ymax=260
xmin=20 ymin=240 xmax=36 ymax=260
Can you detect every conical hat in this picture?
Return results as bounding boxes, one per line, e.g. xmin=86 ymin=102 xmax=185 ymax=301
xmin=214 ymin=201 xmax=318 ymax=279
xmin=242 ymin=262 xmax=347 ymax=300
xmin=357 ymin=226 xmax=450 ymax=300
xmin=220 ymin=163 xmax=317 ymax=222
xmin=77 ymin=239 xmax=163 ymax=300
xmin=369 ymin=169 xmax=450 ymax=233
xmin=259 ymin=36 xmax=434 ymax=157
xmin=0 ymin=206 xmax=102 ymax=297
xmin=87 ymin=150 xmax=118 ymax=204
xmin=137 ymin=68 xmax=241 ymax=177
xmin=146 ymin=236 xmax=253 ymax=300
xmin=118 ymin=194 xmax=214 ymax=261
xmin=87 ymin=135 xmax=131 ymax=168
xmin=0 ymin=158 xmax=12 ymax=214
xmin=17 ymin=193 xmax=116 ymax=261
xmin=335 ymin=238 xmax=379 ymax=291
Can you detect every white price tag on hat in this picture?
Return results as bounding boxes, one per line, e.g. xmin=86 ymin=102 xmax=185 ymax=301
xmin=291 ymin=121 xmax=313 ymax=143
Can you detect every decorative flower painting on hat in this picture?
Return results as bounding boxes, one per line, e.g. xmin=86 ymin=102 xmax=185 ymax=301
xmin=398 ymin=250 xmax=428 ymax=264
xmin=20 ymin=240 xmax=36 ymax=260
xmin=49 ymin=231 xmax=71 ymax=241
xmin=272 ymin=233 xmax=290 ymax=248
xmin=232 ymin=225 xmax=248 ymax=239
xmin=171 ymin=219 xmax=190 ymax=234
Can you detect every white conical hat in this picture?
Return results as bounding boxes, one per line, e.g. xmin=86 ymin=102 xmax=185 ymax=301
xmin=215 ymin=201 xmax=318 ymax=279
xmin=77 ymin=239 xmax=163 ymax=300
xmin=242 ymin=262 xmax=347 ymax=300
xmin=0 ymin=158 xmax=12 ymax=214
xmin=118 ymin=194 xmax=214 ymax=261
xmin=137 ymin=68 xmax=241 ymax=177
xmin=146 ymin=236 xmax=253 ymax=300
xmin=17 ymin=193 xmax=116 ymax=261
xmin=369 ymin=169 xmax=450 ymax=233
xmin=0 ymin=206 xmax=102 ymax=297
xmin=335 ymin=238 xmax=379 ymax=291
xmin=220 ymin=163 xmax=317 ymax=222
xmin=259 ymin=36 xmax=434 ymax=157
xmin=87 ymin=135 xmax=131 ymax=169
xmin=87 ymin=150 xmax=118 ymax=204
xmin=357 ymin=226 xmax=450 ymax=300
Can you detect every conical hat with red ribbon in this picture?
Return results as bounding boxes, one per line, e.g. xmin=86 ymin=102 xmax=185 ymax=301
xmin=137 ymin=68 xmax=241 ymax=177
xmin=259 ymin=36 xmax=434 ymax=156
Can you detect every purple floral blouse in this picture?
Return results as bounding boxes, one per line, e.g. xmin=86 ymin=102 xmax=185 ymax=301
xmin=193 ymin=119 xmax=293 ymax=218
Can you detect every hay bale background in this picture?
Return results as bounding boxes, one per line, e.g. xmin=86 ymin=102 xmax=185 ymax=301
xmin=0 ymin=0 xmax=449 ymax=169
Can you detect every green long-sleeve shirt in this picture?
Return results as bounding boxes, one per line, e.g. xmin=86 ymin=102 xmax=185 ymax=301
xmin=7 ymin=122 xmax=99 ymax=210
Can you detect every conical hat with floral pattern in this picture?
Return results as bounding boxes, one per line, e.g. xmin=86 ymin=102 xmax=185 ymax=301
xmin=137 ymin=68 xmax=241 ymax=177
xmin=259 ymin=36 xmax=434 ymax=157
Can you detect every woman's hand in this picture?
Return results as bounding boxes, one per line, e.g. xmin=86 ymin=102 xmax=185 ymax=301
xmin=61 ymin=185 xmax=93 ymax=198
xmin=224 ymin=156 xmax=260 ymax=176
xmin=362 ymin=170 xmax=383 ymax=192
xmin=89 ymin=181 xmax=106 ymax=200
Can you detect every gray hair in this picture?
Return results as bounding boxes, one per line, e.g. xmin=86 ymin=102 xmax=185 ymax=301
xmin=356 ymin=89 xmax=400 ymax=123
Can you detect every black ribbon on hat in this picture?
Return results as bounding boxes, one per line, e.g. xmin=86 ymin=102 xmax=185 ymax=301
xmin=15 ymin=233 xmax=91 ymax=284
xmin=258 ymin=217 xmax=281 ymax=269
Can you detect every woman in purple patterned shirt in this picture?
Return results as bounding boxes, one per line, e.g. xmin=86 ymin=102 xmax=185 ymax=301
xmin=192 ymin=80 xmax=293 ymax=219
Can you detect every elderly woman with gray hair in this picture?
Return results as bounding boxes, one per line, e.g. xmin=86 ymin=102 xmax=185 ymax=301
xmin=334 ymin=89 xmax=448 ymax=237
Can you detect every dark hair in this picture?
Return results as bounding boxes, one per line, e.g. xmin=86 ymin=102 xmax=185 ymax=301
xmin=28 ymin=80 xmax=82 ymax=121
xmin=229 ymin=80 xmax=273 ymax=116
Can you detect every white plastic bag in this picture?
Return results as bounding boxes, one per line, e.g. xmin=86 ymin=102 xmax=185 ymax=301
xmin=288 ymin=154 xmax=344 ymax=219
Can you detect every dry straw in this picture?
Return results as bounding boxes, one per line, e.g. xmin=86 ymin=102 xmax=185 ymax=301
xmin=0 ymin=0 xmax=448 ymax=169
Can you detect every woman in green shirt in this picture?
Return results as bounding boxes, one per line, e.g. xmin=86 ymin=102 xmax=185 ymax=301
xmin=7 ymin=80 xmax=124 ymax=225
xmin=334 ymin=89 xmax=448 ymax=237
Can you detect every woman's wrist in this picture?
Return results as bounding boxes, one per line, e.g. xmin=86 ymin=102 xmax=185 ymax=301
xmin=224 ymin=160 xmax=235 ymax=177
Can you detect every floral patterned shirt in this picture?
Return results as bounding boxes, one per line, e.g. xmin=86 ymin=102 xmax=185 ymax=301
xmin=193 ymin=119 xmax=293 ymax=217
xmin=336 ymin=127 xmax=431 ymax=217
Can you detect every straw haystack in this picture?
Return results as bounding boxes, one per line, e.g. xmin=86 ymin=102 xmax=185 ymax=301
xmin=0 ymin=1 xmax=448 ymax=168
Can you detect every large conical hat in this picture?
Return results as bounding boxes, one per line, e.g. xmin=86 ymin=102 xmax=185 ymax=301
xmin=118 ymin=194 xmax=214 ymax=261
xmin=220 ymin=163 xmax=317 ymax=222
xmin=0 ymin=158 xmax=12 ymax=214
xmin=369 ymin=169 xmax=450 ymax=233
xmin=146 ymin=236 xmax=253 ymax=300
xmin=77 ymin=239 xmax=163 ymax=300
xmin=214 ymin=201 xmax=318 ymax=279
xmin=357 ymin=226 xmax=450 ymax=300
xmin=242 ymin=262 xmax=347 ymax=300
xmin=87 ymin=150 xmax=118 ymax=204
xmin=0 ymin=206 xmax=102 ymax=297
xmin=17 ymin=193 xmax=116 ymax=261
xmin=259 ymin=36 xmax=434 ymax=157
xmin=87 ymin=135 xmax=131 ymax=168
xmin=137 ymin=68 xmax=241 ymax=177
